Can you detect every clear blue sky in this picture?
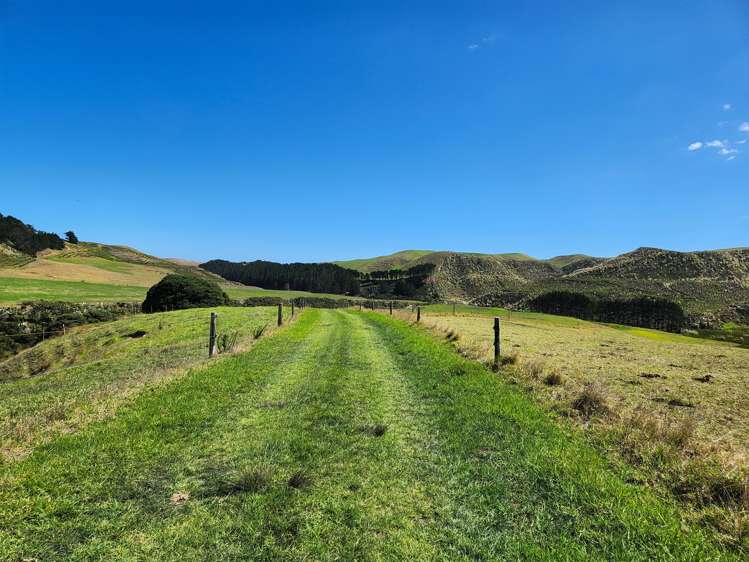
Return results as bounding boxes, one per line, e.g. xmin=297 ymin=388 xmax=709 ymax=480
xmin=2 ymin=1 xmax=748 ymax=262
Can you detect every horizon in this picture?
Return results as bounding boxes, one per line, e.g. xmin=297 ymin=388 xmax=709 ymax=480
xmin=2 ymin=1 xmax=748 ymax=263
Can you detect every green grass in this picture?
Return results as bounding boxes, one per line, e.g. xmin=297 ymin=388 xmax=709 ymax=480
xmin=0 ymin=306 xmax=282 ymax=461
xmin=424 ymin=303 xmax=588 ymax=327
xmin=0 ymin=276 xmax=368 ymax=305
xmin=46 ymin=255 xmax=139 ymax=274
xmin=0 ymin=276 xmax=148 ymax=303
xmin=0 ymin=309 xmax=737 ymax=559
xmin=225 ymin=285 xmax=363 ymax=301
xmin=333 ymin=249 xmax=435 ymax=272
xmin=413 ymin=306 xmax=749 ymax=546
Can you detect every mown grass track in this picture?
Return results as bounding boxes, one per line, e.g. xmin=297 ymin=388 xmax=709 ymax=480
xmin=0 ymin=309 xmax=737 ymax=560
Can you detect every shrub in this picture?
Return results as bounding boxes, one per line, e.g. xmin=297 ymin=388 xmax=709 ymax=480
xmin=141 ymin=274 xmax=229 ymax=313
xmin=543 ymin=371 xmax=564 ymax=386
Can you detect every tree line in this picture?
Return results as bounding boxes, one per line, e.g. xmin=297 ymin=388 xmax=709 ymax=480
xmin=527 ymin=290 xmax=686 ymax=332
xmin=201 ymin=260 xmax=361 ymax=295
xmin=200 ymin=259 xmax=436 ymax=298
xmin=359 ymin=263 xmax=435 ymax=298
xmin=0 ymin=213 xmax=79 ymax=255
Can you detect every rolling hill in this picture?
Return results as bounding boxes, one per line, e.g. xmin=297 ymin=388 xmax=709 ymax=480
xmin=333 ymin=248 xmax=749 ymax=326
xmin=0 ymin=241 xmax=223 ymax=288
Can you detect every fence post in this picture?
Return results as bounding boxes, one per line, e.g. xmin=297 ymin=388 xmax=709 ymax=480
xmin=62 ymin=324 xmax=66 ymax=336
xmin=389 ymin=302 xmax=393 ymax=315
xmin=291 ymin=300 xmax=295 ymax=317
xmin=493 ymin=317 xmax=500 ymax=370
xmin=277 ymin=303 xmax=283 ymax=326
xmin=417 ymin=306 xmax=421 ymax=323
xmin=209 ymin=312 xmax=218 ymax=357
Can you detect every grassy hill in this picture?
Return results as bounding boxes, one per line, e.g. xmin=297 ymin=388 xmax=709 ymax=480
xmin=337 ymin=247 xmax=748 ymax=326
xmin=333 ymin=250 xmax=435 ymax=272
xmin=0 ymin=242 xmax=360 ymax=305
xmin=334 ymin=249 xmax=599 ymax=273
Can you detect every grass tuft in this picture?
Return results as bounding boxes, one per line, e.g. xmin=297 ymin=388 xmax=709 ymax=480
xmin=220 ymin=467 xmax=274 ymax=495
xmin=572 ymin=383 xmax=611 ymax=418
xmin=543 ymin=371 xmax=564 ymax=386
xmin=288 ymin=470 xmax=312 ymax=490
xmin=253 ymin=323 xmax=268 ymax=340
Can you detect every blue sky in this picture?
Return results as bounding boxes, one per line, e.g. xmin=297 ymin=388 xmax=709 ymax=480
xmin=1 ymin=1 xmax=748 ymax=262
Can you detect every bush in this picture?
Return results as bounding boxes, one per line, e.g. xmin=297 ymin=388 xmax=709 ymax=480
xmin=141 ymin=274 xmax=229 ymax=313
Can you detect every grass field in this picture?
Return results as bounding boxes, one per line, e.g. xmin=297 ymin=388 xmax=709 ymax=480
xmin=414 ymin=304 xmax=749 ymax=545
xmin=0 ymin=308 xmax=741 ymax=559
xmin=0 ymin=277 xmax=148 ymax=303
xmin=420 ymin=304 xmax=749 ymax=456
xmin=0 ymin=276 xmax=363 ymax=305
xmin=0 ymin=306 xmax=283 ymax=462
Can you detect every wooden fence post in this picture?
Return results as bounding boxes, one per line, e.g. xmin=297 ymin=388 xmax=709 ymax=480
xmin=493 ymin=317 xmax=500 ymax=370
xmin=277 ymin=303 xmax=283 ymax=326
xmin=389 ymin=302 xmax=393 ymax=315
xmin=291 ymin=300 xmax=295 ymax=317
xmin=417 ymin=306 xmax=421 ymax=323
xmin=209 ymin=312 xmax=218 ymax=357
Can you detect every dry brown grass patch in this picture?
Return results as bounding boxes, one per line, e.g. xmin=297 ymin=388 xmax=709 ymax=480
xmin=572 ymin=383 xmax=611 ymax=418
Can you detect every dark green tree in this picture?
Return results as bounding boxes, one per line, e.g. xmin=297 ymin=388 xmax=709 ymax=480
xmin=0 ymin=213 xmax=65 ymax=255
xmin=65 ymin=231 xmax=79 ymax=244
xmin=141 ymin=274 xmax=229 ymax=313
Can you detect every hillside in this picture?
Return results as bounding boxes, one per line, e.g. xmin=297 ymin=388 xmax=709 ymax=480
xmin=0 ymin=240 xmax=226 ymax=288
xmin=333 ymin=247 xmax=749 ymax=326
xmin=333 ymin=250 xmax=435 ymax=272
xmin=334 ymin=249 xmax=602 ymax=275
xmin=0 ymin=213 xmax=66 ymax=257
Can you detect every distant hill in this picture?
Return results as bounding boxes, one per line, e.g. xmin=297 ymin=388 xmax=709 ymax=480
xmin=0 ymin=239 xmax=226 ymax=289
xmin=334 ymin=250 xmax=601 ymax=274
xmin=333 ymin=250 xmax=435 ymax=273
xmin=332 ymin=247 xmax=749 ymax=326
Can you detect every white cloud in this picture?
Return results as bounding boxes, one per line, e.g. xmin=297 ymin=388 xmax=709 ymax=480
xmin=727 ymin=155 xmax=736 ymax=161
xmin=688 ymin=142 xmax=703 ymax=151
xmin=740 ymin=122 xmax=749 ymax=132
xmin=467 ymin=34 xmax=501 ymax=50
xmin=705 ymin=139 xmax=725 ymax=148
xmin=719 ymin=147 xmax=738 ymax=155
xmin=723 ymin=103 xmax=732 ymax=110
xmin=737 ymin=139 xmax=747 ymax=144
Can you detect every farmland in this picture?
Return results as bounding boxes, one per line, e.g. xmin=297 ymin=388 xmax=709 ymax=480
xmin=0 ymin=308 xmax=738 ymax=559
xmin=0 ymin=306 xmax=282 ymax=462
xmin=414 ymin=304 xmax=749 ymax=545
xmin=0 ymin=276 xmax=359 ymax=305
xmin=418 ymin=304 xmax=749 ymax=457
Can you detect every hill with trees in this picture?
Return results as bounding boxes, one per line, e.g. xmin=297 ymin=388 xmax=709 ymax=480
xmin=0 ymin=213 xmax=66 ymax=258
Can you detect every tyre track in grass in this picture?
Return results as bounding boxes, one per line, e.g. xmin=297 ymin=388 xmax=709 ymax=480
xmin=114 ymin=309 xmax=445 ymax=561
